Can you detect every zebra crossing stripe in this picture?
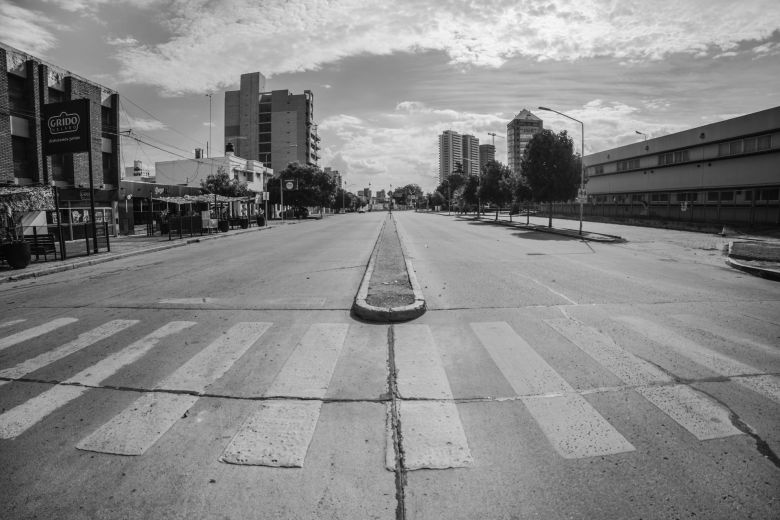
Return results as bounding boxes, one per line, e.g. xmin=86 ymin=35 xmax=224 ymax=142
xmin=220 ymin=323 xmax=349 ymax=467
xmin=0 ymin=319 xmax=26 ymax=329
xmin=221 ymin=400 xmax=322 ymax=467
xmin=0 ymin=317 xmax=78 ymax=352
xmin=263 ymin=323 xmax=349 ymax=399
xmin=0 ymin=320 xmax=139 ymax=381
xmin=0 ymin=321 xmax=195 ymax=439
xmin=546 ymin=318 xmax=745 ymax=440
xmin=671 ymin=314 xmax=780 ymax=359
xmin=615 ymin=316 xmax=780 ymax=403
xmin=392 ymin=401 xmax=473 ymax=470
xmin=392 ymin=324 xmax=472 ymax=469
xmin=394 ymin=324 xmax=454 ymax=399
xmin=545 ymin=318 xmax=672 ymax=386
xmin=76 ymin=322 xmax=272 ymax=455
xmin=635 ymin=385 xmax=743 ymax=440
xmin=76 ymin=393 xmax=199 ymax=455
xmin=472 ymin=321 xmax=635 ymax=458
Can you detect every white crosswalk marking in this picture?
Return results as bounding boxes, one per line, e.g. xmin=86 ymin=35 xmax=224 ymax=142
xmin=221 ymin=323 xmax=349 ymax=467
xmin=0 ymin=320 xmax=139 ymax=382
xmin=391 ymin=324 xmax=472 ymax=469
xmin=394 ymin=324 xmax=455 ymax=399
xmin=615 ymin=316 xmax=780 ymax=404
xmin=0 ymin=317 xmax=78 ymax=352
xmin=77 ymin=322 xmax=272 ymax=455
xmin=546 ymin=318 xmax=746 ymax=441
xmin=0 ymin=319 xmax=26 ymax=329
xmin=636 ymin=385 xmax=742 ymax=440
xmin=472 ymin=321 xmax=635 ymax=458
xmin=0 ymin=321 xmax=195 ymax=439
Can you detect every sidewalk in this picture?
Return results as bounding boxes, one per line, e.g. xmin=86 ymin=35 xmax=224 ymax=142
xmin=452 ymin=211 xmax=780 ymax=281
xmin=1 ymin=220 xmax=296 ymax=283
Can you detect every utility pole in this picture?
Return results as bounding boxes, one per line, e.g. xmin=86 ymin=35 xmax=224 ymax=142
xmin=205 ymin=93 xmax=212 ymax=157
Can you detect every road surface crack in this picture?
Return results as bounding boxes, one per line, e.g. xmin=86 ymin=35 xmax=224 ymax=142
xmin=387 ymin=325 xmax=407 ymax=520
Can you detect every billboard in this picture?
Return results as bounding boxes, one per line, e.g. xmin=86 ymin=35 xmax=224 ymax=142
xmin=42 ymin=99 xmax=92 ymax=155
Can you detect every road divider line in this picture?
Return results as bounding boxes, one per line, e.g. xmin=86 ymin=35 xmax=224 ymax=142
xmin=472 ymin=321 xmax=635 ymax=458
xmin=0 ymin=319 xmax=26 ymax=329
xmin=0 ymin=317 xmax=78 ymax=352
xmin=0 ymin=321 xmax=195 ymax=439
xmin=221 ymin=323 xmax=349 ymax=467
xmin=546 ymin=317 xmax=745 ymax=440
xmin=76 ymin=322 xmax=272 ymax=455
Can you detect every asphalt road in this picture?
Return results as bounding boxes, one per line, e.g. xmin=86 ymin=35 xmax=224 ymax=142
xmin=1 ymin=211 xmax=778 ymax=519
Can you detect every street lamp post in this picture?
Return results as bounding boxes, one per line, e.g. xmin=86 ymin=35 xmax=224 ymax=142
xmin=538 ymin=106 xmax=585 ymax=235
xmin=636 ymin=130 xmax=647 ymax=141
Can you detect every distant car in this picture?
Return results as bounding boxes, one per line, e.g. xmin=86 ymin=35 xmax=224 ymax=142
xmin=358 ymin=207 xmax=366 ymax=213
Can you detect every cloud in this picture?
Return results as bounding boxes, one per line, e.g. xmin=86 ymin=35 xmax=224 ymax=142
xmin=123 ymin=114 xmax=167 ymax=132
xmin=43 ymin=0 xmax=158 ymax=13
xmin=0 ymin=3 xmax=59 ymax=55
xmin=109 ymin=0 xmax=780 ymax=95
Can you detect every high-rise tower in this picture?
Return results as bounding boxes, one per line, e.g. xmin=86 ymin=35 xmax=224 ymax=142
xmin=507 ymin=109 xmax=543 ymax=175
xmin=438 ymin=130 xmax=462 ymax=184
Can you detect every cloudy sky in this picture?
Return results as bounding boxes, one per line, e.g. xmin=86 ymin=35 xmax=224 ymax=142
xmin=2 ymin=0 xmax=779 ymax=192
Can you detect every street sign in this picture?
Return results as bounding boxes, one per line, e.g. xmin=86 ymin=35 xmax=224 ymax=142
xmin=578 ymin=188 xmax=587 ymax=199
xmin=283 ymin=180 xmax=297 ymax=191
xmin=42 ymin=99 xmax=92 ymax=155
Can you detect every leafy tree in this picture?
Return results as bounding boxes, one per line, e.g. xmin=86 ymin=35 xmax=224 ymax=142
xmin=429 ymin=191 xmax=445 ymax=209
xmin=479 ymin=160 xmax=515 ymax=220
xmin=461 ymin=175 xmax=480 ymax=213
xmin=201 ymin=166 xmax=249 ymax=197
xmin=395 ymin=184 xmax=423 ymax=205
xmin=520 ymin=129 xmax=580 ymax=227
xmin=267 ymin=162 xmax=337 ymax=210
xmin=334 ymin=188 xmax=358 ymax=211
xmin=435 ymin=173 xmax=465 ymax=210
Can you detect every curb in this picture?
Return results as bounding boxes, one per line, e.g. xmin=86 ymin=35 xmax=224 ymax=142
xmin=725 ymin=257 xmax=780 ymax=282
xmin=351 ymin=214 xmax=426 ymax=322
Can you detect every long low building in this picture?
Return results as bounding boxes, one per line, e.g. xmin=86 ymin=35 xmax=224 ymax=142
xmin=581 ymin=107 xmax=779 ymax=226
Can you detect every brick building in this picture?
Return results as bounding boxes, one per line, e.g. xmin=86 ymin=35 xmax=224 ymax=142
xmin=1 ymin=41 xmax=120 ymax=235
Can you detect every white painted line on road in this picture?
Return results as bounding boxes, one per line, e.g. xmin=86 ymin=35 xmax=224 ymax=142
xmin=0 ymin=321 xmax=195 ymax=439
xmin=0 ymin=385 xmax=88 ymax=439
xmin=0 ymin=319 xmax=26 ymax=329
xmin=522 ymin=393 xmax=636 ymax=458
xmin=636 ymin=385 xmax=743 ymax=440
xmin=76 ymin=393 xmax=199 ymax=455
xmin=0 ymin=317 xmax=78 ymax=352
xmin=219 ymin=323 xmax=348 ymax=467
xmin=392 ymin=401 xmax=473 ymax=470
xmin=75 ymin=322 xmax=272 ymax=455
xmin=516 ymin=273 xmax=577 ymax=305
xmin=672 ymin=314 xmax=780 ymax=359
xmin=731 ymin=375 xmax=780 ymax=404
xmin=155 ymin=322 xmax=272 ymax=393
xmin=0 ymin=320 xmax=139 ymax=381
xmin=546 ymin=318 xmax=745 ymax=440
xmin=471 ymin=322 xmax=570 ymax=396
xmin=158 ymin=298 xmax=217 ymax=305
xmin=614 ymin=316 xmax=758 ymax=377
xmin=394 ymin=324 xmax=454 ymax=399
xmin=65 ymin=321 xmax=196 ymax=387
xmin=220 ymin=400 xmax=322 ymax=467
xmin=472 ymin=321 xmax=635 ymax=458
xmin=264 ymin=323 xmax=349 ymax=399
xmin=545 ymin=318 xmax=672 ymax=386
xmin=616 ymin=316 xmax=779 ymax=403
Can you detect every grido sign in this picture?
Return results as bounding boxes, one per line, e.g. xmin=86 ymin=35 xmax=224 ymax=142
xmin=42 ymin=99 xmax=91 ymax=155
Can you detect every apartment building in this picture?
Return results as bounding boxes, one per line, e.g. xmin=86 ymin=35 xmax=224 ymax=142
xmin=224 ymin=72 xmax=319 ymax=176
xmin=507 ymin=109 xmax=543 ymax=174
xmin=462 ymin=134 xmax=480 ymax=177
xmin=479 ymin=143 xmax=495 ymax=171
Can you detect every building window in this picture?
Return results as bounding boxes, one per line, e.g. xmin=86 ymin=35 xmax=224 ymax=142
xmin=707 ymin=191 xmax=720 ymax=202
xmin=761 ymin=188 xmax=779 ymax=201
xmin=650 ymin=192 xmax=669 ymax=203
xmin=743 ymin=137 xmax=757 ymax=153
xmin=757 ymin=135 xmax=771 ymax=150
xmin=719 ymin=134 xmax=772 ymax=156
xmin=12 ymin=136 xmax=33 ymax=178
xmin=676 ymin=192 xmax=698 ymax=202
xmin=720 ymin=191 xmax=734 ymax=201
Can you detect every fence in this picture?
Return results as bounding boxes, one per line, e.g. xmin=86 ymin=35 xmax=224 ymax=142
xmin=20 ymin=222 xmax=111 ymax=262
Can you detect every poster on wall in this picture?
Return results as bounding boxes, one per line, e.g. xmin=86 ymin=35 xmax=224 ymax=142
xmin=42 ymin=99 xmax=92 ymax=155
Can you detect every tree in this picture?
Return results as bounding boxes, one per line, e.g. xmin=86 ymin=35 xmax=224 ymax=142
xmin=395 ymin=184 xmax=423 ymax=206
xmin=479 ymin=160 xmax=515 ymax=220
xmin=268 ymin=163 xmax=337 ymax=211
xmin=461 ymin=175 xmax=480 ymax=212
xmin=520 ymin=129 xmax=580 ymax=227
xmin=435 ymin=173 xmax=465 ymax=211
xmin=201 ymin=166 xmax=249 ymax=197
